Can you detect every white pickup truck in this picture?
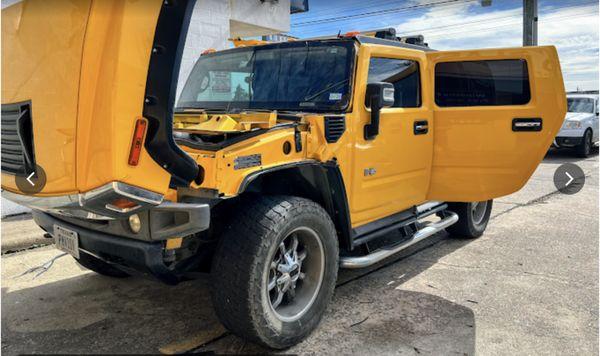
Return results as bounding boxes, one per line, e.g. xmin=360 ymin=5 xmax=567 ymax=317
xmin=553 ymin=93 xmax=599 ymax=157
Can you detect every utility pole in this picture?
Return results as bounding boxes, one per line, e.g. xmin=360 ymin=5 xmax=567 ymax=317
xmin=523 ymin=0 xmax=538 ymax=46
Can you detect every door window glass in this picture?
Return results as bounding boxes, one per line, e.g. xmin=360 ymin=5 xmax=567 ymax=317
xmin=435 ymin=59 xmax=530 ymax=107
xmin=367 ymin=58 xmax=421 ymax=108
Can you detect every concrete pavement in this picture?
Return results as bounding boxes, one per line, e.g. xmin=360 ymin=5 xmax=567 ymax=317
xmin=1 ymin=213 xmax=49 ymax=254
xmin=1 ymin=149 xmax=598 ymax=355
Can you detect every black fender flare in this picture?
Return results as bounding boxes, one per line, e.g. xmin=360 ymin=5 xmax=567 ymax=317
xmin=143 ymin=0 xmax=199 ymax=187
xmin=238 ymin=161 xmax=353 ymax=250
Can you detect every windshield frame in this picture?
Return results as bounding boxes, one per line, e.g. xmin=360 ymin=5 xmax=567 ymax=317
xmin=176 ymin=39 xmax=357 ymax=113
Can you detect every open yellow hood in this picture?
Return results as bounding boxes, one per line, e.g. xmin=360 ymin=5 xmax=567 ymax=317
xmin=2 ymin=0 xmax=198 ymax=197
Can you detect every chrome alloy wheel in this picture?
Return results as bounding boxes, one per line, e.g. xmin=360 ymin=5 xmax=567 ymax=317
xmin=266 ymin=227 xmax=325 ymax=322
xmin=471 ymin=201 xmax=488 ymax=226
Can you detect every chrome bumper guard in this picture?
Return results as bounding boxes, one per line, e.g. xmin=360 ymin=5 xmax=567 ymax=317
xmin=2 ymin=182 xmax=163 ymax=219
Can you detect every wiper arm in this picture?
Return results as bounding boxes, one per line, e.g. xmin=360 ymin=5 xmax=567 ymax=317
xmin=303 ymin=79 xmax=349 ymax=102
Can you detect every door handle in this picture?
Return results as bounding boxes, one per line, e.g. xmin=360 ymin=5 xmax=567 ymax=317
xmin=413 ymin=120 xmax=429 ymax=135
xmin=512 ymin=118 xmax=542 ymax=132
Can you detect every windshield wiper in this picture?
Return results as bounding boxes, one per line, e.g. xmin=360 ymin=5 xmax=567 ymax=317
xmin=303 ymin=79 xmax=349 ymax=102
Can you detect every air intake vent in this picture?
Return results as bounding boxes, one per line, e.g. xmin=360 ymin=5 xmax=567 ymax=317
xmin=1 ymin=101 xmax=35 ymax=176
xmin=324 ymin=116 xmax=346 ymax=143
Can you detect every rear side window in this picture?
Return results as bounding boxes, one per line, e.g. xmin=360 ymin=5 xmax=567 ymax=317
xmin=435 ymin=59 xmax=530 ymax=107
xmin=367 ymin=58 xmax=421 ymax=108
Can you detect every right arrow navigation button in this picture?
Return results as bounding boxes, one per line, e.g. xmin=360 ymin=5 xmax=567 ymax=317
xmin=553 ymin=163 xmax=585 ymax=195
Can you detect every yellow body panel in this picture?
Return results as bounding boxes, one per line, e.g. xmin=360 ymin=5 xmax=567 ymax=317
xmin=76 ymin=0 xmax=170 ymax=194
xmin=348 ymin=45 xmax=433 ymax=227
xmin=426 ymin=46 xmax=566 ymax=201
xmin=183 ymin=128 xmax=307 ymax=195
xmin=1 ymin=0 xmax=91 ymax=195
xmin=1 ymin=0 xmax=171 ymax=196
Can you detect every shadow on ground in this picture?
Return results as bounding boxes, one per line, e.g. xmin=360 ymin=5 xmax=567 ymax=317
xmin=2 ymin=233 xmax=477 ymax=355
xmin=199 ymin=231 xmax=477 ymax=354
xmin=543 ymin=147 xmax=598 ymax=164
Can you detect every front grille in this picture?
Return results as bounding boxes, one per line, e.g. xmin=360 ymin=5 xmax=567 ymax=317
xmin=1 ymin=101 xmax=35 ymax=176
xmin=324 ymin=116 xmax=346 ymax=143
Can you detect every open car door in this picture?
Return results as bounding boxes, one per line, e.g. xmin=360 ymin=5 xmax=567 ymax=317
xmin=426 ymin=46 xmax=566 ymax=202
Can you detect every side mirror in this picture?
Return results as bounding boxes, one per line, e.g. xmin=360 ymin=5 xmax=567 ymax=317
xmin=364 ymin=82 xmax=395 ymax=140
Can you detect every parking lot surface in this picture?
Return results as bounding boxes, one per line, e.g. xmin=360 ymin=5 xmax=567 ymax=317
xmin=1 ymin=149 xmax=598 ymax=355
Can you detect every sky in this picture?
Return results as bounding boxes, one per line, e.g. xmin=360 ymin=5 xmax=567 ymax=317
xmin=289 ymin=0 xmax=599 ymax=91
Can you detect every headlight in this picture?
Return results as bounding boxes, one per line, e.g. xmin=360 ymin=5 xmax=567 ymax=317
xmin=128 ymin=214 xmax=142 ymax=233
xmin=564 ymin=120 xmax=582 ymax=129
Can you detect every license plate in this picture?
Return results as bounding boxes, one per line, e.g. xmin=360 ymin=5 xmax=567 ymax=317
xmin=53 ymin=225 xmax=79 ymax=259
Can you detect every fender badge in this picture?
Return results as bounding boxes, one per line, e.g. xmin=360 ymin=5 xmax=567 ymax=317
xmin=234 ymin=154 xmax=262 ymax=170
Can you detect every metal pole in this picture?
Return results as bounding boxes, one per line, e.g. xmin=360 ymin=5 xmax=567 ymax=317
xmin=523 ymin=0 xmax=538 ymax=46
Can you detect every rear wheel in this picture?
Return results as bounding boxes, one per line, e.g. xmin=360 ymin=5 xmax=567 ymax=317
xmin=576 ymin=129 xmax=592 ymax=158
xmin=210 ymin=196 xmax=338 ymax=349
xmin=446 ymin=200 xmax=493 ymax=238
xmin=75 ymin=253 xmax=130 ymax=278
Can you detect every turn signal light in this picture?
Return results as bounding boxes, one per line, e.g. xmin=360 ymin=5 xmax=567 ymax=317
xmin=110 ymin=198 xmax=138 ymax=210
xmin=105 ymin=197 xmax=140 ymax=213
xmin=128 ymin=119 xmax=147 ymax=166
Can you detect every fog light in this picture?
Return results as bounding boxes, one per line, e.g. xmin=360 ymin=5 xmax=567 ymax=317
xmin=128 ymin=214 xmax=142 ymax=233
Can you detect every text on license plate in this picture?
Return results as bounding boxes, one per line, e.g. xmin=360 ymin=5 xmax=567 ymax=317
xmin=53 ymin=225 xmax=79 ymax=259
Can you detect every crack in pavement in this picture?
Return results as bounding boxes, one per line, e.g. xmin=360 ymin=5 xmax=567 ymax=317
xmin=1 ymin=242 xmax=53 ymax=256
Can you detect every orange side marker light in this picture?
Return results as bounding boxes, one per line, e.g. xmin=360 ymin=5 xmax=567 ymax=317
xmin=128 ymin=119 xmax=147 ymax=166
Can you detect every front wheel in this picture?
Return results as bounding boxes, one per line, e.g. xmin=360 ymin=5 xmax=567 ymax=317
xmin=576 ymin=129 xmax=593 ymax=158
xmin=445 ymin=200 xmax=493 ymax=239
xmin=210 ymin=196 xmax=339 ymax=349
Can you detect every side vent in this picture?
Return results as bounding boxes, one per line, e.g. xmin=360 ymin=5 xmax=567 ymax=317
xmin=324 ymin=116 xmax=346 ymax=143
xmin=1 ymin=101 xmax=36 ymax=176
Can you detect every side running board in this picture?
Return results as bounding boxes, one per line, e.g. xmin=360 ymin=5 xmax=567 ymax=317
xmin=339 ymin=212 xmax=458 ymax=269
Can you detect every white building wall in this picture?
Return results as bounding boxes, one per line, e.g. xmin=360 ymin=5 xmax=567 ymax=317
xmin=176 ymin=0 xmax=291 ymax=99
xmin=177 ymin=0 xmax=232 ymax=100
xmin=230 ymin=0 xmax=290 ymax=37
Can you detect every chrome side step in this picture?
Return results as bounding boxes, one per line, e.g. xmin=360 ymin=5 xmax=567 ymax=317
xmin=339 ymin=212 xmax=459 ymax=269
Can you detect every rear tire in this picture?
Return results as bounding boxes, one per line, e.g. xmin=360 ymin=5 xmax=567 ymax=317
xmin=446 ymin=200 xmax=493 ymax=239
xmin=576 ymin=129 xmax=592 ymax=158
xmin=210 ymin=196 xmax=338 ymax=349
xmin=75 ymin=253 xmax=130 ymax=278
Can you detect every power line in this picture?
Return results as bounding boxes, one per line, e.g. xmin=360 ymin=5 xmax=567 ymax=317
xmin=292 ymin=0 xmax=475 ymax=27
xmin=398 ymin=0 xmax=597 ymax=36
xmin=424 ymin=11 xmax=597 ymax=38
xmin=295 ymin=0 xmax=403 ymax=19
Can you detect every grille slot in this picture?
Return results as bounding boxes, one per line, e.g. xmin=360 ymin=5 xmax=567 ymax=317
xmin=324 ymin=116 xmax=346 ymax=143
xmin=1 ymin=101 xmax=35 ymax=176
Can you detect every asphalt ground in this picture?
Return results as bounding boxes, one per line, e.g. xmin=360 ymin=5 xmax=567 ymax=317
xmin=1 ymin=148 xmax=598 ymax=355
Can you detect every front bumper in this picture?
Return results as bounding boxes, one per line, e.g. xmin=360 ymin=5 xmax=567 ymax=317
xmin=33 ymin=203 xmax=210 ymax=284
xmin=2 ymin=181 xmax=163 ymax=219
xmin=555 ymin=136 xmax=583 ymax=147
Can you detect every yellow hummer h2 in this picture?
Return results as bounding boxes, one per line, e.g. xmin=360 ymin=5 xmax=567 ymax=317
xmin=2 ymin=0 xmax=566 ymax=349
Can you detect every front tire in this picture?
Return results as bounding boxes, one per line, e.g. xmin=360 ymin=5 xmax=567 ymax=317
xmin=446 ymin=200 xmax=493 ymax=239
xmin=576 ymin=129 xmax=592 ymax=158
xmin=210 ymin=196 xmax=339 ymax=349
